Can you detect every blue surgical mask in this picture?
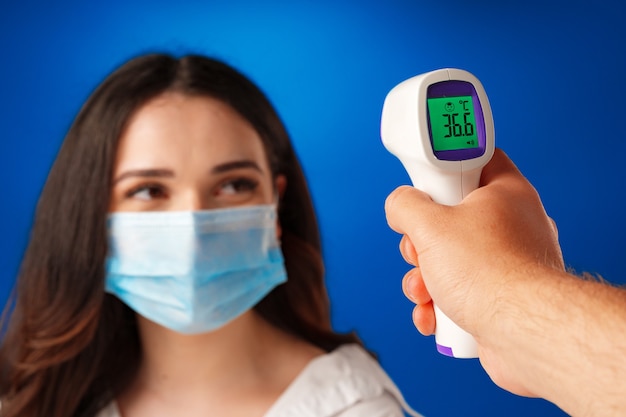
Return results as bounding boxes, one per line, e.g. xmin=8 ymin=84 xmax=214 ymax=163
xmin=104 ymin=204 xmax=286 ymax=334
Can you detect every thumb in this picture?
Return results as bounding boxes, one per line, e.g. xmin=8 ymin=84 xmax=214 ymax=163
xmin=479 ymin=148 xmax=525 ymax=188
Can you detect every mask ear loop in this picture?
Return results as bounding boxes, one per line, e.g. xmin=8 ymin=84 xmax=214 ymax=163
xmin=273 ymin=174 xmax=287 ymax=210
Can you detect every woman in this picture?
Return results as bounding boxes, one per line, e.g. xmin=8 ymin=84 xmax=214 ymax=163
xmin=0 ymin=54 xmax=420 ymax=417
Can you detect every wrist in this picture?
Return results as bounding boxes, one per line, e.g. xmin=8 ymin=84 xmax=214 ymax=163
xmin=477 ymin=263 xmax=626 ymax=415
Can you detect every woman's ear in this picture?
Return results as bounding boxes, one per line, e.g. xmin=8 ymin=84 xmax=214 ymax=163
xmin=275 ymin=174 xmax=287 ymax=199
xmin=275 ymin=175 xmax=287 ymax=238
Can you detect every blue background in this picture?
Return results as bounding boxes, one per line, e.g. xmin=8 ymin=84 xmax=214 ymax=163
xmin=1 ymin=1 xmax=625 ymax=416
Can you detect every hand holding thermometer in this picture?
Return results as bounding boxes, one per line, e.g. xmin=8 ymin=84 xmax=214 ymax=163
xmin=380 ymin=68 xmax=495 ymax=359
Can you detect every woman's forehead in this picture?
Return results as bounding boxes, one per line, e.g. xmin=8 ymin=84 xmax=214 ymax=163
xmin=114 ymin=93 xmax=270 ymax=173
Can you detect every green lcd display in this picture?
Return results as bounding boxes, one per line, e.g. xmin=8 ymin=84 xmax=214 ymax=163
xmin=427 ymin=95 xmax=479 ymax=151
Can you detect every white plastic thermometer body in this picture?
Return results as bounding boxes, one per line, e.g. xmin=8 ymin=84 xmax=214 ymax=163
xmin=381 ymin=68 xmax=495 ymax=358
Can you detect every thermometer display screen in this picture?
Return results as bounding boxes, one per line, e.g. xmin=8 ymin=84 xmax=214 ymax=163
xmin=427 ymin=95 xmax=479 ymax=151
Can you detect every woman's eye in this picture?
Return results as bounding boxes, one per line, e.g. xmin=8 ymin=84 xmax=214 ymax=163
xmin=126 ymin=184 xmax=167 ymax=201
xmin=218 ymin=178 xmax=259 ymax=195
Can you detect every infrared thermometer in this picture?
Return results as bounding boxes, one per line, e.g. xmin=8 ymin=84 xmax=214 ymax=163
xmin=380 ymin=68 xmax=495 ymax=358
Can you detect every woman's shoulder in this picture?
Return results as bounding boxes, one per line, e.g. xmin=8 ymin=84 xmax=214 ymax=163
xmin=264 ymin=343 xmax=423 ymax=417
xmin=94 ymin=344 xmax=424 ymax=417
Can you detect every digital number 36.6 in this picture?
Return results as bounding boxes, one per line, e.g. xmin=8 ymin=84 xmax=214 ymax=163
xmin=443 ymin=112 xmax=474 ymax=138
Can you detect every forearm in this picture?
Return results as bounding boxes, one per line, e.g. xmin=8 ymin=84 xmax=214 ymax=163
xmin=482 ymin=266 xmax=626 ymax=416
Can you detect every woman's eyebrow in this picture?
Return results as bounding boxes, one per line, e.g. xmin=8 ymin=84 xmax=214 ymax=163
xmin=113 ymin=168 xmax=174 ymax=185
xmin=211 ymin=160 xmax=263 ymax=174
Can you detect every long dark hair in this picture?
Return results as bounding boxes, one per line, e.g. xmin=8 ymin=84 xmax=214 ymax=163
xmin=0 ymin=54 xmax=361 ymax=417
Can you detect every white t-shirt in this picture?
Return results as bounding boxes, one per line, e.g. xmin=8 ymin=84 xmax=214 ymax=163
xmin=96 ymin=344 xmax=423 ymax=417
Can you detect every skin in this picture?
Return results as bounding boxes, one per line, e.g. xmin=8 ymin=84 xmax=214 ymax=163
xmin=109 ymin=93 xmax=323 ymax=417
xmin=384 ymin=149 xmax=626 ymax=416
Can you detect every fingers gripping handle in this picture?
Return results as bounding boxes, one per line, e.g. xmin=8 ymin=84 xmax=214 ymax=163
xmin=409 ymin=165 xmax=481 ymax=359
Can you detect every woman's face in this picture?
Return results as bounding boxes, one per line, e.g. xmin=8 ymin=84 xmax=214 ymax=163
xmin=110 ymin=93 xmax=280 ymax=213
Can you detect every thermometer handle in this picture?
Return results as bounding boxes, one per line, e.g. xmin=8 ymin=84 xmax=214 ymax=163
xmin=406 ymin=161 xmax=481 ymax=359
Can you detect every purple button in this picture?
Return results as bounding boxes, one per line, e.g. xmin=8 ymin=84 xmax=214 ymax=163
xmin=436 ymin=343 xmax=455 ymax=357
